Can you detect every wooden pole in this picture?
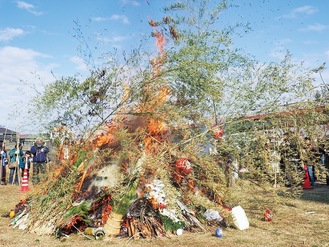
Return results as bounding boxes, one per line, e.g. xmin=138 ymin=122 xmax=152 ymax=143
xmin=17 ymin=134 xmax=21 ymax=185
xmin=0 ymin=145 xmax=3 ymax=185
xmin=12 ymin=134 xmax=21 ymax=185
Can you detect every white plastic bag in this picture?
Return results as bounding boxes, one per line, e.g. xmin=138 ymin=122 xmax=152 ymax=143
xmin=231 ymin=205 xmax=249 ymax=230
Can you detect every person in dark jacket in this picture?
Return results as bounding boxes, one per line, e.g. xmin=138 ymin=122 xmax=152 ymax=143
xmin=30 ymin=139 xmax=49 ymax=185
xmin=21 ymin=150 xmax=32 ymax=179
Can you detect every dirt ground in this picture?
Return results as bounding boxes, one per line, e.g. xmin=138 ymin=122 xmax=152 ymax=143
xmin=1 ymin=178 xmax=329 ymax=247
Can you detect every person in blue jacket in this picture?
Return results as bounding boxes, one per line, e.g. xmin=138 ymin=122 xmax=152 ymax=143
xmin=30 ymin=139 xmax=49 ymax=185
xmin=0 ymin=143 xmax=8 ymax=185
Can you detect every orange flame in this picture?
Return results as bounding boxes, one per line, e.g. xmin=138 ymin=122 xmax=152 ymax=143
xmin=147 ymin=118 xmax=166 ymax=135
xmin=154 ymin=30 xmax=165 ymax=56
xmin=150 ymin=22 xmax=167 ymax=78
xmin=89 ymin=20 xmax=170 ymax=154
xmin=95 ymin=132 xmax=117 ymax=147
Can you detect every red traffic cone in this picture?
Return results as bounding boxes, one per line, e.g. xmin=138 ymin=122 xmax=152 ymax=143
xmin=303 ymin=165 xmax=312 ymax=189
xmin=21 ymin=169 xmax=30 ymax=192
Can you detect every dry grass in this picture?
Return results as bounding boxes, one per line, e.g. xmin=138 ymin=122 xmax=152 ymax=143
xmin=1 ymin=178 xmax=329 ymax=247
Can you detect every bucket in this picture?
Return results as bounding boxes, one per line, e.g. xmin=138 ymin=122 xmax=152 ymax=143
xmin=104 ymin=212 xmax=123 ymax=236
xmin=231 ymin=206 xmax=249 ymax=230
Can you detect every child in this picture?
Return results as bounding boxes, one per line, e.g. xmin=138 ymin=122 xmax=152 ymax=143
xmin=21 ymin=151 xmax=32 ymax=179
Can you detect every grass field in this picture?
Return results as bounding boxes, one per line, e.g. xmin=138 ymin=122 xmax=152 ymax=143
xmin=1 ymin=178 xmax=329 ymax=247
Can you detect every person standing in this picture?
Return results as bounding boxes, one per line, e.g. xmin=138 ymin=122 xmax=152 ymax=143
xmin=8 ymin=143 xmax=24 ymax=185
xmin=21 ymin=150 xmax=32 ymax=179
xmin=302 ymin=137 xmax=318 ymax=188
xmin=30 ymin=139 xmax=49 ymax=185
xmin=0 ymin=143 xmax=8 ymax=185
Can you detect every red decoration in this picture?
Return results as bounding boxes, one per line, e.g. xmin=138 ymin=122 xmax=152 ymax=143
xmin=212 ymin=125 xmax=224 ymax=139
xmin=175 ymin=158 xmax=192 ymax=175
xmin=264 ymin=209 xmax=273 ymax=222
xmin=303 ymin=165 xmax=312 ymax=189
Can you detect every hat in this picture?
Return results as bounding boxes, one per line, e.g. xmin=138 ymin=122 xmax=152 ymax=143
xmin=35 ymin=139 xmax=44 ymax=147
xmin=36 ymin=139 xmax=43 ymax=143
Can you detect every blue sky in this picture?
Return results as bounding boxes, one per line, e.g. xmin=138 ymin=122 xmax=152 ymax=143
xmin=0 ymin=0 xmax=328 ymax=132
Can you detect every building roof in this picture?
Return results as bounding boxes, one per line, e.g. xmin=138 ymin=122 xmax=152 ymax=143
xmin=0 ymin=127 xmax=16 ymax=135
xmin=0 ymin=127 xmax=17 ymax=142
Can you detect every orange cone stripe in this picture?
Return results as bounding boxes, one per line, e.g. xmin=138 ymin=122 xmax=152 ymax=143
xmin=21 ymin=169 xmax=29 ymax=192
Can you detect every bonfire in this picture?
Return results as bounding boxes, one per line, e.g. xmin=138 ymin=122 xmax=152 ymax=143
xmin=9 ymin=21 xmax=231 ymax=240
